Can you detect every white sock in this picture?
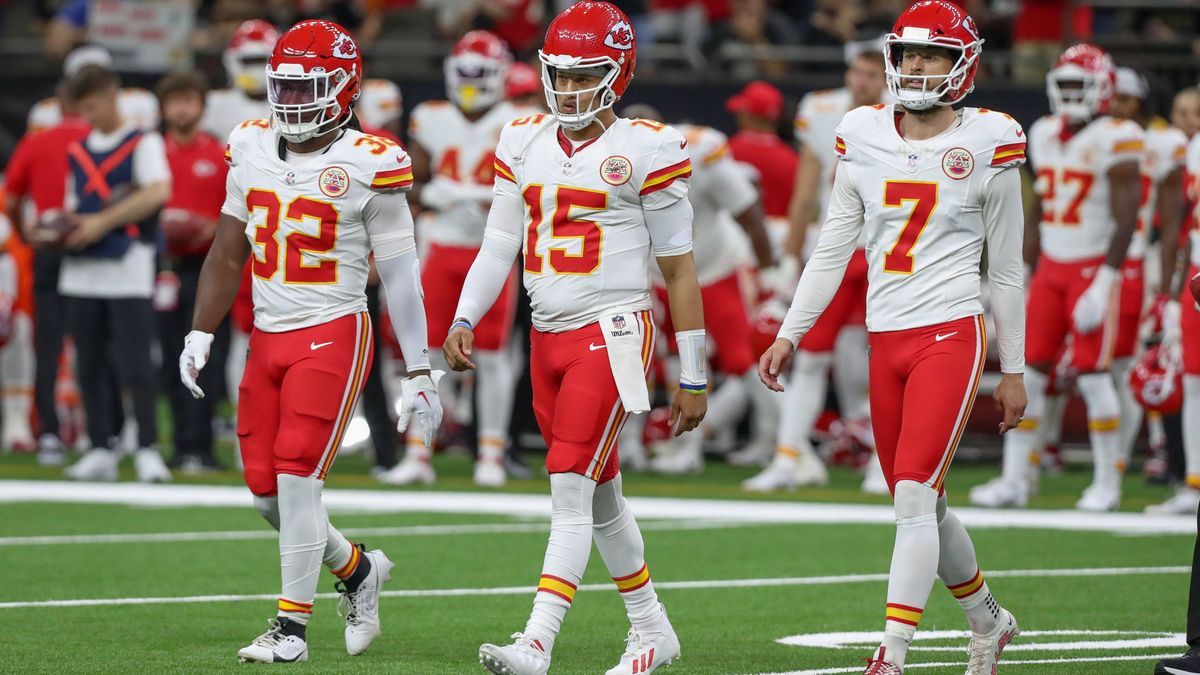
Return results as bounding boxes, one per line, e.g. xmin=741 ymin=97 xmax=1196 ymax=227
xmin=833 ymin=327 xmax=871 ymax=420
xmin=525 ymin=472 xmax=596 ymax=656
xmin=276 ymin=474 xmax=328 ymax=625
xmin=1039 ymin=392 xmax=1068 ymax=458
xmin=1184 ymin=376 xmax=1200 ymax=487
xmin=880 ymin=480 xmax=939 ymax=668
xmin=701 ymin=374 xmax=748 ymax=432
xmin=474 ymin=349 xmax=515 ymax=462
xmin=743 ymin=368 xmax=780 ymax=446
xmin=0 ymin=313 xmax=34 ymax=442
xmin=254 ymin=494 xmax=357 ymax=576
xmin=1076 ymin=372 xmax=1122 ymax=491
xmin=935 ymin=494 xmax=1000 ymax=635
xmin=1001 ymin=368 xmax=1047 ymax=484
xmin=1110 ymin=357 xmax=1142 ymax=470
xmin=593 ymin=474 xmax=662 ymax=631
xmin=775 ymin=351 xmax=832 ymax=464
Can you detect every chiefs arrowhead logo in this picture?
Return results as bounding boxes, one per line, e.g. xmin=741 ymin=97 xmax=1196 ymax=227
xmin=331 ymin=33 xmax=358 ymax=60
xmin=604 ymin=21 xmax=634 ymax=50
xmin=1016 ymin=128 xmax=1025 ymax=137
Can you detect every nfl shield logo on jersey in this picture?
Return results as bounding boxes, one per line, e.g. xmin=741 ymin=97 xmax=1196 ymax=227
xmin=941 ymin=147 xmax=974 ymax=179
xmin=613 ymin=315 xmax=626 ymax=330
xmin=319 ymin=167 xmax=350 ymax=198
xmin=601 ymin=156 xmax=633 ymax=186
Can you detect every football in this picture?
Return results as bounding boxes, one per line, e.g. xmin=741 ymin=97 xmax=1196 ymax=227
xmin=30 ymin=209 xmax=78 ymax=247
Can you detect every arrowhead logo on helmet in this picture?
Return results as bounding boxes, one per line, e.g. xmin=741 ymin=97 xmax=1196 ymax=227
xmin=605 ymin=21 xmax=634 ymax=50
xmin=331 ymin=34 xmax=358 ymax=60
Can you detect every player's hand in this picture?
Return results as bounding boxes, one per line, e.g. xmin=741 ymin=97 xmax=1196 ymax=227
xmin=179 ymin=330 xmax=215 ymax=399
xmin=758 ymin=338 xmax=795 ymax=392
xmin=1071 ymin=264 xmax=1119 ymax=334
xmin=396 ymin=370 xmax=445 ymax=447
xmin=443 ymin=324 xmax=476 ymax=371
xmin=670 ymin=389 xmax=706 ymax=436
xmin=65 ymin=214 xmax=109 ymax=249
xmin=993 ymin=372 xmax=1027 ymax=435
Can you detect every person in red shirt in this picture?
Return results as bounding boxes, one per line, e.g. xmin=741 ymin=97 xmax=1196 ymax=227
xmin=4 ymin=85 xmax=90 ymax=466
xmin=726 ymin=80 xmax=798 ymax=220
xmin=154 ymin=71 xmax=230 ymax=472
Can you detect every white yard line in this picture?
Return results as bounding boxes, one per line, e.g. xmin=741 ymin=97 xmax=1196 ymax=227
xmin=0 ymin=565 xmax=1186 ymax=610
xmin=772 ymin=654 xmax=1178 ymax=675
xmin=0 ymin=480 xmax=1192 ymax=534
xmin=0 ymin=518 xmax=745 ymax=547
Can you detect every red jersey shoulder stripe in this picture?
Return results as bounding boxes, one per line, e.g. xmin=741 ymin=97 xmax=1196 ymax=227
xmin=834 ymin=136 xmax=847 ymax=156
xmin=639 ymin=158 xmax=692 ymax=196
xmin=494 ymin=157 xmax=516 ymax=183
xmin=991 ymin=141 xmax=1026 ymax=165
xmin=370 ymin=165 xmax=413 ymax=190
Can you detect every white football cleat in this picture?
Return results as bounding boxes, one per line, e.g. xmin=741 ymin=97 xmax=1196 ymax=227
xmin=376 ymin=458 xmax=435 ymax=486
xmin=968 ymin=478 xmax=1028 ymax=508
xmin=620 ymin=439 xmax=649 ymax=472
xmin=964 ymin=607 xmax=1019 ymax=675
xmin=742 ymin=456 xmax=798 ymax=492
xmin=36 ymin=434 xmax=66 ymax=467
xmin=1075 ymin=483 xmax=1120 ymax=512
xmin=474 ymin=458 xmax=507 ymax=488
xmin=340 ymin=548 xmax=394 ymax=655
xmin=134 ymin=449 xmax=171 ymax=483
xmin=479 ymin=632 xmax=550 ymax=675
xmin=1146 ymin=488 xmax=1200 ymax=515
xmin=605 ymin=607 xmax=680 ymax=675
xmin=861 ymin=453 xmax=890 ymax=495
xmin=648 ymin=435 xmax=704 ymax=475
xmin=726 ymin=436 xmax=775 ymax=467
xmin=794 ymin=452 xmax=830 ymax=487
xmin=64 ymin=449 xmax=118 ymax=482
xmin=237 ymin=619 xmax=309 ymax=663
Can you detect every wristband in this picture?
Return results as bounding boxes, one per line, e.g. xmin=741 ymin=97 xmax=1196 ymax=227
xmin=675 ymin=329 xmax=708 ymax=393
xmin=450 ymin=318 xmax=473 ymax=332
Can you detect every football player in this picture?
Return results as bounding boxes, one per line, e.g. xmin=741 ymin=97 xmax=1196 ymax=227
xmin=444 ymin=4 xmax=705 ymax=673
xmin=970 ymin=44 xmax=1144 ymax=511
xmin=358 ymin=78 xmax=403 ymax=141
xmin=748 ymin=48 xmax=890 ymax=492
xmin=1106 ymin=67 xmax=1187 ymax=481
xmin=380 ymin=30 xmax=528 ymax=488
xmin=201 ymin=20 xmax=278 ymax=141
xmin=178 ymin=21 xmax=442 ymax=662
xmin=761 ymin=2 xmax=1026 ymax=672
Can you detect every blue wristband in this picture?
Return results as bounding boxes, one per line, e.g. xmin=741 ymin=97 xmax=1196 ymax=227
xmin=679 ymin=381 xmax=707 ymax=394
xmin=451 ymin=319 xmax=473 ymax=332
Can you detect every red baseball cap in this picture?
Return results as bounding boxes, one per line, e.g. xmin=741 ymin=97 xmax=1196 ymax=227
xmin=726 ymin=80 xmax=784 ymax=120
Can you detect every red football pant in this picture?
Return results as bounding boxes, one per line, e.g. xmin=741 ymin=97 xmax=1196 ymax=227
xmin=237 ymin=311 xmax=374 ymax=496
xmin=423 ymin=242 xmax=516 ymax=350
xmin=655 ymin=272 xmax=754 ymax=375
xmin=530 ymin=312 xmax=655 ymax=484
xmin=1025 ymin=254 xmax=1118 ymax=372
xmin=1183 ymin=265 xmax=1200 ymax=376
xmin=800 ymin=249 xmax=868 ymax=353
xmin=869 ymin=315 xmax=986 ymax=493
xmin=1113 ymin=259 xmax=1144 ymax=359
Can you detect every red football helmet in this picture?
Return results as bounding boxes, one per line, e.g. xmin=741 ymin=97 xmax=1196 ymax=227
xmin=1047 ymin=43 xmax=1116 ymax=123
xmin=884 ymin=0 xmax=983 ymax=110
xmin=539 ymin=1 xmax=636 ymax=130
xmin=506 ymin=61 xmax=540 ymax=100
xmin=1129 ymin=345 xmax=1183 ymax=414
xmin=445 ymin=30 xmax=512 ymax=114
xmin=267 ymin=20 xmax=362 ymax=142
xmin=224 ymin=20 xmax=280 ymax=96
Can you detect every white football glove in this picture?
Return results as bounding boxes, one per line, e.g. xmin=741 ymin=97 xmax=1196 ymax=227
xmin=759 ymin=254 xmax=800 ymax=299
xmin=1161 ymin=299 xmax=1184 ymax=365
xmin=179 ymin=330 xmax=215 ymax=399
xmin=396 ymin=370 xmax=445 ymax=447
xmin=1071 ymin=264 xmax=1119 ymax=334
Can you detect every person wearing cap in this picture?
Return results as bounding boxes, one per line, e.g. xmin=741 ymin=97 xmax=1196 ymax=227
xmin=726 ymin=80 xmax=799 ymax=225
xmin=27 ymin=46 xmax=158 ymax=134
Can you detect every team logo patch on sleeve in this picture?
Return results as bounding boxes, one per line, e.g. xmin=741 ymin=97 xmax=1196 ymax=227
xmin=941 ymin=147 xmax=974 ymax=179
xmin=601 ymin=155 xmax=633 ymax=186
xmin=319 ymin=166 xmax=350 ymax=198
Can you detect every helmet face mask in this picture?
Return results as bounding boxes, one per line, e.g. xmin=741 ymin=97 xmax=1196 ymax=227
xmin=267 ymin=20 xmax=362 ymax=143
xmin=1045 ymin=44 xmax=1116 ymax=123
xmin=225 ymin=20 xmax=279 ymax=97
xmin=445 ymin=31 xmax=511 ymax=114
xmin=539 ymin=60 xmax=619 ymax=131
xmin=883 ymin=1 xmax=983 ymax=111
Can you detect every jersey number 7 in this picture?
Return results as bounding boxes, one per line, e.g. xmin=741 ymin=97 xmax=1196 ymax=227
xmin=883 ymin=181 xmax=938 ymax=275
xmin=246 ymin=189 xmax=339 ymax=284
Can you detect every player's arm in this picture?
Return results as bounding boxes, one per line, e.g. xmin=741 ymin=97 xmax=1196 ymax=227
xmin=406 ymin=138 xmax=432 ymax=207
xmin=649 ymin=196 xmax=707 ymax=435
xmin=710 ymin=153 xmax=773 ymax=269
xmin=784 ymin=144 xmax=822 ymax=261
xmin=192 ymin=212 xmax=251 ymax=334
xmin=1155 ymin=166 xmax=1186 ymax=297
xmin=761 ymin=163 xmax=864 ymax=391
xmin=68 ymin=133 xmax=171 ymax=248
xmin=444 ymin=189 xmax=524 ymax=371
xmin=1022 ymin=167 xmax=1042 ymax=268
xmin=982 ymin=167 xmax=1028 ymax=434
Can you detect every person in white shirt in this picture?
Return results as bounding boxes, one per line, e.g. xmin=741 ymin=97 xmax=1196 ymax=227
xmin=760 ymin=2 xmax=1025 ymax=672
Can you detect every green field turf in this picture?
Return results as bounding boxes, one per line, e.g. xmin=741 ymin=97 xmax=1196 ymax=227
xmin=0 ymin=450 xmax=1194 ymax=674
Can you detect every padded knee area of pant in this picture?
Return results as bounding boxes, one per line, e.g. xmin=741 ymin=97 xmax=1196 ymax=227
xmin=243 ymin=464 xmax=277 ymax=497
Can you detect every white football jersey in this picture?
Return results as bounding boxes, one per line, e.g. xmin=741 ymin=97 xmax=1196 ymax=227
xmin=1187 ymin=133 xmax=1200 ymax=268
xmin=1129 ymin=125 xmax=1188 ymax=260
xmin=221 ymin=120 xmax=413 ymax=332
xmin=677 ymin=124 xmax=758 ymax=285
xmin=834 ymin=104 xmax=1026 ymax=331
xmin=201 ymin=89 xmax=271 ymax=142
xmin=410 ymin=100 xmax=529 ymax=247
xmin=27 ymin=88 xmax=158 ymax=133
xmin=1028 ymin=115 xmax=1145 ymax=262
xmin=494 ymin=115 xmax=693 ymax=332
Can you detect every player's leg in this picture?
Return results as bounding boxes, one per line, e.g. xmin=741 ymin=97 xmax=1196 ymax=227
xmin=63 ymin=298 xmax=119 ymax=480
xmin=1 ymin=308 xmax=35 ymax=452
xmin=1150 ymin=277 xmax=1200 ymax=513
xmin=971 ymin=261 xmax=1067 ymax=507
xmin=472 ymin=271 xmax=519 ymax=487
xmin=107 ymin=298 xmax=169 ymax=482
xmin=1070 ymin=277 xmax=1124 ymax=511
xmin=1112 ymin=261 xmax=1145 ymax=471
xmin=872 ymin=316 xmax=996 ymax=670
xmin=32 ymin=271 xmax=67 ymax=464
